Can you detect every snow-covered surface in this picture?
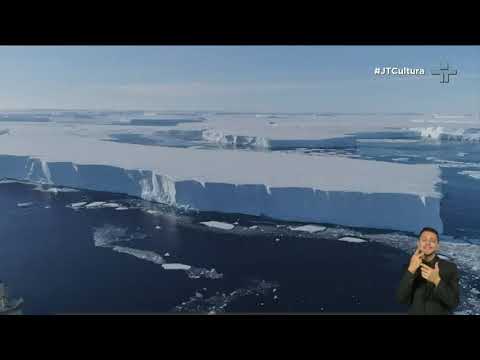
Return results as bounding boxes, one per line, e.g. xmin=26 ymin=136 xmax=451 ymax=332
xmin=0 ymin=121 xmax=442 ymax=194
xmin=200 ymin=221 xmax=235 ymax=230
xmin=0 ymin=113 xmax=453 ymax=233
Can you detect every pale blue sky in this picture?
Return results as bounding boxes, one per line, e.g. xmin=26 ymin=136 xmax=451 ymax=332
xmin=0 ymin=46 xmax=478 ymax=113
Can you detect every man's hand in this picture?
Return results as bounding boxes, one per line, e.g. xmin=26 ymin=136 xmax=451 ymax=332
xmin=408 ymin=248 xmax=424 ymax=274
xmin=420 ymin=262 xmax=441 ymax=286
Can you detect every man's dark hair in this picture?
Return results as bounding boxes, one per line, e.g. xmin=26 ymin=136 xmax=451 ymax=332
xmin=419 ymin=227 xmax=440 ymax=242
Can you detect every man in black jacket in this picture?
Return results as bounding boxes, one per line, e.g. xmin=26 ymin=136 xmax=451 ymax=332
xmin=396 ymin=227 xmax=460 ymax=315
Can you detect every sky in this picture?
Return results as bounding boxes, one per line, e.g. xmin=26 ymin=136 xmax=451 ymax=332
xmin=0 ymin=46 xmax=478 ymax=114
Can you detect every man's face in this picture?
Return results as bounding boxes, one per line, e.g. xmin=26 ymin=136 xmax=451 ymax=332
xmin=418 ymin=230 xmax=439 ymax=256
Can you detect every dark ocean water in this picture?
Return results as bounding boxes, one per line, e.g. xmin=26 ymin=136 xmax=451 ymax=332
xmin=0 ymin=182 xmax=412 ymax=315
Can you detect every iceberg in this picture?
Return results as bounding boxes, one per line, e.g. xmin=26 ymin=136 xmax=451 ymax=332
xmin=201 ymin=128 xmax=270 ymax=149
xmin=0 ymin=116 xmax=447 ymax=234
xmin=409 ymin=126 xmax=480 ymax=142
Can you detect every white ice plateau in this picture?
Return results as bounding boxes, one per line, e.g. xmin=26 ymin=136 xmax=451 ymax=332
xmin=0 ymin=112 xmax=461 ymax=233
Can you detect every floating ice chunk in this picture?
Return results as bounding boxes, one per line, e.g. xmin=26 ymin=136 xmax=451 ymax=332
xmin=288 ymin=224 xmax=326 ymax=233
xmin=392 ymin=158 xmax=410 ymax=162
xmin=146 ymin=209 xmax=162 ymax=215
xmin=34 ymin=185 xmax=79 ymax=194
xmin=162 ymin=263 xmax=191 ymax=270
xmin=85 ymin=201 xmax=107 ymax=208
xmin=17 ymin=202 xmax=33 ymax=208
xmin=155 ymin=225 xmax=162 ymax=230
xmin=185 ymin=267 xmax=223 ymax=279
xmin=0 ymin=179 xmax=21 ymax=184
xmin=357 ymin=139 xmax=419 ymax=144
xmin=275 ymin=238 xmax=280 ymax=242
xmin=249 ymin=225 xmax=259 ymax=230
xmin=173 ymin=280 xmax=278 ymax=313
xmin=459 ymin=171 xmax=480 ymax=180
xmin=164 ymin=252 xmax=170 ymax=257
xmin=93 ymin=225 xmax=130 ymax=247
xmin=200 ymin=221 xmax=235 ymax=230
xmin=457 ymin=152 xmax=467 ymax=157
xmin=112 ymin=246 xmax=166 ymax=264
xmin=195 ymin=292 xmax=203 ymax=299
xmin=44 ymin=205 xmax=51 ymax=209
xmin=115 ymin=206 xmax=129 ymax=211
xmin=338 ymin=236 xmax=367 ymax=243
xmin=101 ymin=202 xmax=121 ymax=208
xmin=70 ymin=201 xmax=88 ymax=208
xmin=48 ymin=187 xmax=78 ymax=193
